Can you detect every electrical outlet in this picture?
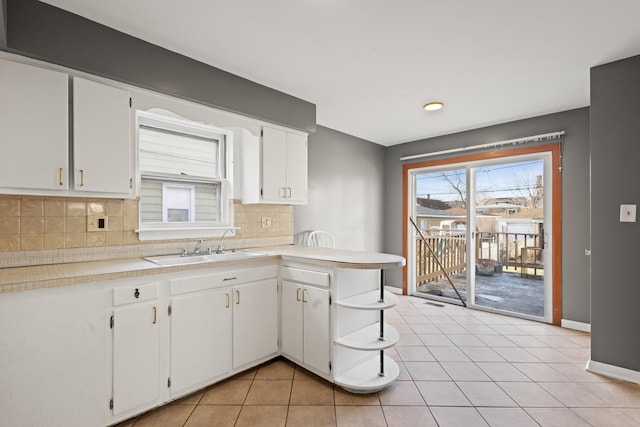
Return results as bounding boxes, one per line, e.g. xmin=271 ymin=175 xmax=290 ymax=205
xmin=620 ymin=204 xmax=637 ymax=223
xmin=261 ymin=217 xmax=272 ymax=228
xmin=87 ymin=215 xmax=109 ymax=231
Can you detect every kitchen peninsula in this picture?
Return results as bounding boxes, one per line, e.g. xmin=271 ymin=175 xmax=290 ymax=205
xmin=0 ymin=245 xmax=405 ymax=426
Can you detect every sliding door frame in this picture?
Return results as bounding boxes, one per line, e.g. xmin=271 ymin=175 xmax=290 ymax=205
xmin=402 ymin=143 xmax=563 ymax=324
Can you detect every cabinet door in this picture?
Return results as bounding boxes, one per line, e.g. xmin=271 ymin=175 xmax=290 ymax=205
xmin=170 ymin=289 xmax=232 ymax=396
xmin=285 ymin=132 xmax=308 ymax=204
xmin=112 ymin=302 xmax=160 ymax=416
xmin=73 ymin=77 xmax=132 ymax=195
xmin=0 ymin=58 xmax=68 ymax=191
xmin=233 ymin=279 xmax=278 ymax=368
xmin=261 ymin=126 xmax=287 ymax=202
xmin=303 ymin=286 xmax=331 ymax=375
xmin=280 ymin=280 xmax=303 ymax=361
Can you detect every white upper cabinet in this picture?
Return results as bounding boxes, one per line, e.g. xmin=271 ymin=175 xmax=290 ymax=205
xmin=0 ymin=58 xmax=134 ymax=198
xmin=261 ymin=126 xmax=288 ymax=202
xmin=239 ymin=125 xmax=308 ymax=204
xmin=73 ymin=77 xmax=133 ymax=196
xmin=283 ymin=131 xmax=308 ymax=204
xmin=0 ymin=58 xmax=69 ymax=192
xmin=261 ymin=126 xmax=307 ymax=204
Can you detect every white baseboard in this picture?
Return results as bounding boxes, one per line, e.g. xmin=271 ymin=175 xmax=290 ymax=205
xmin=561 ymin=319 xmax=591 ymax=333
xmin=385 ymin=286 xmax=403 ymax=295
xmin=587 ymin=359 xmax=640 ymax=385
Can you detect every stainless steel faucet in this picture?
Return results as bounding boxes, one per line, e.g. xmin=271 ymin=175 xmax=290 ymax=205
xmin=216 ymin=229 xmax=233 ymax=254
xmin=181 ymin=239 xmax=207 ymax=256
xmin=193 ymin=239 xmax=204 ymax=255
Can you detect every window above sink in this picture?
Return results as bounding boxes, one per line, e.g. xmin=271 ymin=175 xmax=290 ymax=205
xmin=135 ymin=109 xmax=235 ymax=240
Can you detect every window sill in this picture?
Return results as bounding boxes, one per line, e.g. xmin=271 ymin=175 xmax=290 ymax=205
xmin=136 ymin=226 xmax=238 ymax=241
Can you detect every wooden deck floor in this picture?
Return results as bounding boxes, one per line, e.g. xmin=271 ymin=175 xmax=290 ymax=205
xmin=416 ymin=270 xmax=544 ymax=318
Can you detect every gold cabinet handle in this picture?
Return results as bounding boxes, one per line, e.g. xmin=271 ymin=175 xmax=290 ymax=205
xmin=236 ymin=290 xmax=240 ymax=305
xmin=225 ymin=293 xmax=230 ymax=308
xmin=59 ymin=168 xmax=63 ymax=186
xmin=302 ymin=288 xmax=308 ymax=303
xmin=79 ymin=169 xmax=85 ymax=187
xmin=296 ymin=288 xmax=301 ymax=302
xmin=152 ymin=306 xmax=157 ymax=324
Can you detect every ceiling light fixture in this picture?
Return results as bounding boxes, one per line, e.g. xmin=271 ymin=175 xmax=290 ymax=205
xmin=423 ymin=101 xmax=444 ymax=111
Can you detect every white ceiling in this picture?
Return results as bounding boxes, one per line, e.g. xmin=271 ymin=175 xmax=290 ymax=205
xmin=41 ymin=0 xmax=640 ymax=146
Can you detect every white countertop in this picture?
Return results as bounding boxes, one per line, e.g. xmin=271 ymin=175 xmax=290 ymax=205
xmin=0 ymin=245 xmax=405 ymax=294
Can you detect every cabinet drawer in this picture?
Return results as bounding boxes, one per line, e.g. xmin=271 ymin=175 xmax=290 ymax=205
xmin=170 ymin=264 xmax=278 ymax=295
xmin=281 ymin=266 xmax=330 ymax=288
xmin=113 ymin=282 xmax=159 ymax=306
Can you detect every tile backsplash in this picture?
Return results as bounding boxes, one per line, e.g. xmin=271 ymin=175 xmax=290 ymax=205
xmin=0 ymin=195 xmax=293 ymax=264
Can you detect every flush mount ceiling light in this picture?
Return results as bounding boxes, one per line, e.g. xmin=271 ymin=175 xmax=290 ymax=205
xmin=423 ymin=101 xmax=444 ymax=111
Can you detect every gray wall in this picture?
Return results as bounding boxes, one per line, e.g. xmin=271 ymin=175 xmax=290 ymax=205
xmin=385 ymin=109 xmax=591 ymax=323
xmin=590 ymin=54 xmax=640 ymax=371
xmin=0 ymin=0 xmax=6 ymax=48
xmin=295 ymin=126 xmax=386 ymax=252
xmin=3 ymin=0 xmax=315 ymax=133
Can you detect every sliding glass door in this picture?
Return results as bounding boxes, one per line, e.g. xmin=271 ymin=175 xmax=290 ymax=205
xmin=413 ymin=165 xmax=469 ymax=304
xmin=409 ymin=150 xmax=554 ymax=322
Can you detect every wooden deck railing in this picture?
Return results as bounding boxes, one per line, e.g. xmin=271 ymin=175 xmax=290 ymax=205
xmin=416 ymin=235 xmax=466 ymax=284
xmin=476 ymin=231 xmax=543 ymax=270
xmin=416 ymin=231 xmax=543 ymax=284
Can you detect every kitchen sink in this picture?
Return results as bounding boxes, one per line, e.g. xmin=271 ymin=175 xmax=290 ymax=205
xmin=143 ymin=250 xmax=268 ymax=267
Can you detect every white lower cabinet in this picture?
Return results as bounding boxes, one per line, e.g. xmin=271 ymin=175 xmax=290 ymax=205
xmin=280 ymin=266 xmax=331 ymax=377
xmin=0 ymin=281 xmax=108 ymax=427
xmin=232 ymin=279 xmax=279 ymax=368
xmin=110 ymin=282 xmax=161 ymax=418
xmin=167 ymin=264 xmax=278 ymax=399
xmin=169 ymin=288 xmax=232 ymax=397
xmin=112 ymin=300 xmax=161 ymax=416
xmin=281 ymin=281 xmax=331 ymax=376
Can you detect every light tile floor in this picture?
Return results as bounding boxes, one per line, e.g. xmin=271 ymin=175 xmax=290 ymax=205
xmin=116 ymin=295 xmax=640 ymax=426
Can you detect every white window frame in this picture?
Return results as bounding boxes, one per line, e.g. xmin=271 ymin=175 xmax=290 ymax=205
xmin=135 ymin=109 xmax=235 ymax=241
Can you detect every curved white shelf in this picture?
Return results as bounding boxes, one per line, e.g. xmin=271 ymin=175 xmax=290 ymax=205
xmin=335 ymin=323 xmax=399 ymax=351
xmin=335 ymin=290 xmax=398 ymax=310
xmin=334 ymin=355 xmax=399 ymax=394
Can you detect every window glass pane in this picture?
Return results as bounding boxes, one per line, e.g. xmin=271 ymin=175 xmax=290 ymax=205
xmin=140 ymin=179 xmax=162 ymax=223
xmin=140 ymin=178 xmax=220 ymax=224
xmin=164 ymin=185 xmax=193 ymax=222
xmin=139 ymin=125 xmax=220 ymax=178
xmin=193 ymin=183 xmax=219 ymax=222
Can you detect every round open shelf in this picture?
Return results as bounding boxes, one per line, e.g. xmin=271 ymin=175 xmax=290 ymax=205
xmin=334 ymin=355 xmax=399 ymax=394
xmin=334 ymin=290 xmax=398 ymax=310
xmin=334 ymin=323 xmax=399 ymax=351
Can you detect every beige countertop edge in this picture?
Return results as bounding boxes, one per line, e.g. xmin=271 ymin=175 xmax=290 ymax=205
xmin=0 ymin=246 xmax=405 ymax=294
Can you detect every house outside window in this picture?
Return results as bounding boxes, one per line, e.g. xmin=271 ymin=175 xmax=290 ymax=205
xmin=162 ymin=182 xmax=195 ymax=222
xmin=136 ymin=109 xmax=234 ymax=240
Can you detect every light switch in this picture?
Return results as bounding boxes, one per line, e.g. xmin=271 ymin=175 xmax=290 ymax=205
xmin=620 ymin=204 xmax=636 ymax=223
